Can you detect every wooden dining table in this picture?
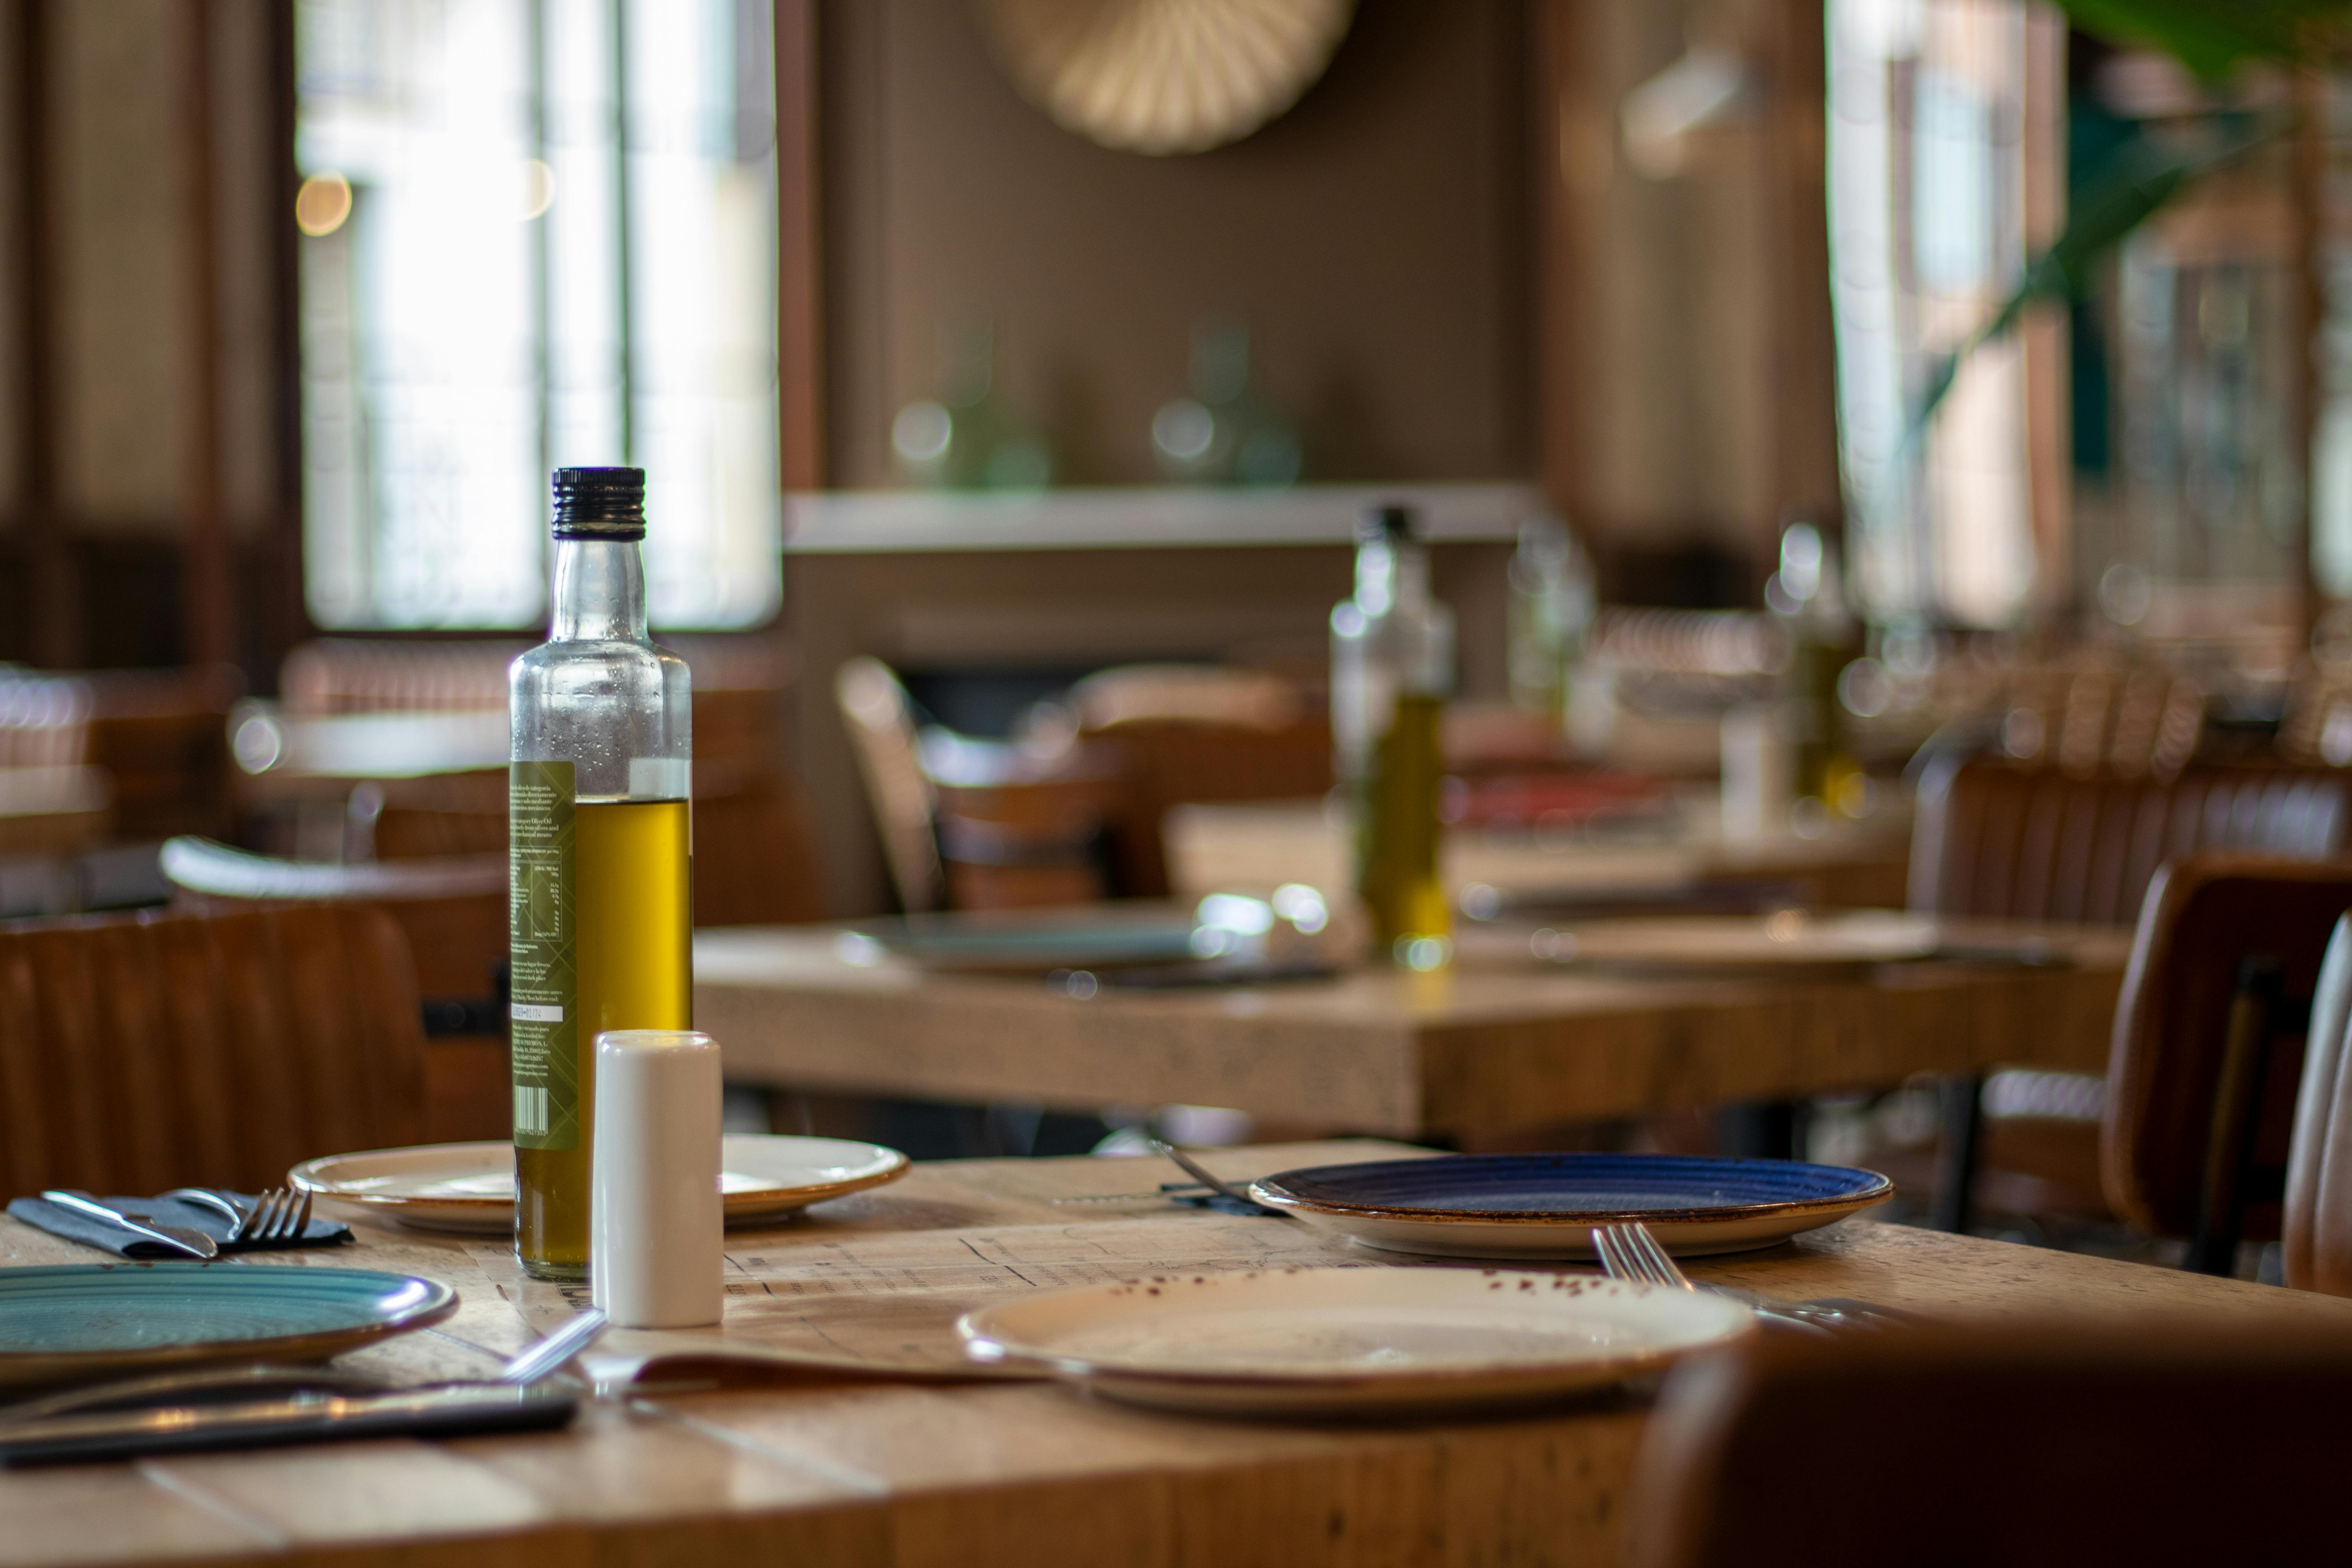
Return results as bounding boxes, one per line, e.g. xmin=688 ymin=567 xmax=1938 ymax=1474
xmin=1163 ymin=795 xmax=1917 ymax=910
xmin=4 ymin=1140 xmax=2350 ymax=1568
xmin=695 ymin=919 xmax=2132 ymax=1142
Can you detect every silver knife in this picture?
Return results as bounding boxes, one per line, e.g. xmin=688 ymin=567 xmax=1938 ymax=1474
xmin=0 ymin=1381 xmax=576 ymax=1466
xmin=41 ymin=1191 xmax=219 ymax=1259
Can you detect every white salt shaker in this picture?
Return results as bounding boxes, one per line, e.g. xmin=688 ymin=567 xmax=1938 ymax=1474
xmin=1720 ymin=704 xmax=1793 ymax=844
xmin=591 ymin=1028 xmax=724 ymax=1328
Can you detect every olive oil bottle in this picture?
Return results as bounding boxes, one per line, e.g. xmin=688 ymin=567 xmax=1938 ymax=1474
xmin=1331 ymin=506 xmax=1455 ymax=967
xmin=1766 ymin=517 xmax=1865 ymax=824
xmin=509 ymin=467 xmax=693 ymax=1280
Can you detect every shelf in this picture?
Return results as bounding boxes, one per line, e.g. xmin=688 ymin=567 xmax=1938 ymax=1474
xmin=782 ymin=483 xmax=1546 ymax=555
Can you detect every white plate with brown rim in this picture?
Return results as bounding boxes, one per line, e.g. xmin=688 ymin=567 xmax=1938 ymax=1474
xmin=290 ymin=1136 xmax=909 ymax=1234
xmin=956 ymin=1266 xmax=1754 ymax=1416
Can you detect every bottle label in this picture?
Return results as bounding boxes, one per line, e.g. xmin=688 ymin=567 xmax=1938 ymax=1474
xmin=509 ymin=760 xmax=578 ymax=1151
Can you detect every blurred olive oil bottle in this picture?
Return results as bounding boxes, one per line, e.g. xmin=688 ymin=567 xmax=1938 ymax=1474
xmin=509 ymin=467 xmax=693 ymax=1281
xmin=1332 ymin=506 xmax=1456 ymax=967
xmin=1766 ymin=517 xmax=1866 ymax=825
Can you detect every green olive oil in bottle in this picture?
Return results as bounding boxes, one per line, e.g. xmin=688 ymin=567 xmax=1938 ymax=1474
xmin=1331 ymin=506 xmax=1456 ymax=968
xmin=508 ymin=467 xmax=693 ymax=1281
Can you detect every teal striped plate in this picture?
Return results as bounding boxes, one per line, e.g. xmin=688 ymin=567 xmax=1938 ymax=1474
xmin=0 ymin=1264 xmax=457 ymax=1392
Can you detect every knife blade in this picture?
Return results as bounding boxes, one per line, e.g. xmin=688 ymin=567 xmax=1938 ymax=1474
xmin=0 ymin=1381 xmax=576 ymax=1466
xmin=40 ymin=1191 xmax=219 ymax=1259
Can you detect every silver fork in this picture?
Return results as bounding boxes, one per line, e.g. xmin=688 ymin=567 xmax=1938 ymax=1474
xmin=1592 ymin=1221 xmax=1689 ymax=1288
xmin=1591 ymin=1220 xmax=1911 ymax=1334
xmin=1592 ymin=1221 xmax=1836 ymax=1337
xmin=166 ymin=1186 xmax=314 ymax=1245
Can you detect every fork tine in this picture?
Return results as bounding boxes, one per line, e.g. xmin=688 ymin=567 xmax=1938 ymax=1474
xmin=254 ymin=1188 xmax=289 ymax=1243
xmin=1594 ymin=1223 xmax=1643 ymax=1285
xmin=266 ymin=1188 xmax=298 ymax=1243
xmin=1626 ymin=1221 xmax=1665 ymax=1282
xmin=289 ymin=1187 xmax=314 ymax=1240
xmin=1628 ymin=1221 xmax=1692 ymax=1289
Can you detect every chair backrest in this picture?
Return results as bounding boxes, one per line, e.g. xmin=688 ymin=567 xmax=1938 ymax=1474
xmin=686 ymin=778 xmax=832 ymax=926
xmin=161 ymin=837 xmax=506 ymax=998
xmin=834 ymin=656 xmax=943 ymax=914
xmin=366 ymin=771 xmax=830 ymax=929
xmin=1909 ymin=755 xmax=2351 ymax=926
xmin=81 ymin=665 xmax=242 ymax=839
xmin=2285 ymin=912 xmax=2352 ymax=1294
xmin=2101 ymin=855 xmax=2352 ymax=1249
xmin=1080 ymin=718 xmax=1332 ymax=897
xmin=1628 ymin=1325 xmax=2352 ymax=1568
xmin=0 ymin=904 xmax=427 ymax=1194
xmin=1067 ymin=664 xmax=1304 ymax=733
xmin=280 ymin=639 xmax=523 ymax=715
xmin=0 ymin=674 xmax=92 ymax=768
xmin=2279 ymin=655 xmax=2352 ymax=766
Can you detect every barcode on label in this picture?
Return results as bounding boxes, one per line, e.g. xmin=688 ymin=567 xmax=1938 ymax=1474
xmin=514 ymin=1086 xmax=550 ymax=1138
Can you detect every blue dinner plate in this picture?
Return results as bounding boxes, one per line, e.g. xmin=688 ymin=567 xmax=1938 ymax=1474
xmin=851 ymin=909 xmax=1200 ymax=973
xmin=0 ymin=1264 xmax=458 ymax=1392
xmin=1250 ymin=1154 xmax=1895 ymax=1259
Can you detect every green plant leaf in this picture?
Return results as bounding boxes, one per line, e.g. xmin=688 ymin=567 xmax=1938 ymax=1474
xmin=1904 ymin=125 xmax=2271 ymax=445
xmin=2050 ymin=0 xmax=2350 ymax=77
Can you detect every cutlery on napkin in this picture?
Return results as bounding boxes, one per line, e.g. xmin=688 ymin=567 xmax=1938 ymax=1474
xmin=6 ymin=1190 xmax=351 ymax=1259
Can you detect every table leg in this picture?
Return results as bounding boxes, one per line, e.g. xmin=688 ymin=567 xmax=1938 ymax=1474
xmin=1931 ymin=1073 xmax=1985 ymax=1233
xmin=1717 ymin=1102 xmax=1803 ymax=1160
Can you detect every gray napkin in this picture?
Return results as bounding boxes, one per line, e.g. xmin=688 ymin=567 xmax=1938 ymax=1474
xmin=6 ymin=1194 xmax=352 ymax=1259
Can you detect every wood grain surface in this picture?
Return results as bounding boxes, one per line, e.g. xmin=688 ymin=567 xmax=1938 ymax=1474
xmin=4 ymin=1139 xmax=2348 ymax=1568
xmin=696 ymin=922 xmax=2132 ymax=1137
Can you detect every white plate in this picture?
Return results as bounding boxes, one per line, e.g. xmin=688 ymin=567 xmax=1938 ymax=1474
xmin=957 ymin=1266 xmax=1754 ymax=1416
xmin=1540 ymin=909 xmax=1942 ymax=970
xmin=290 ymin=1136 xmax=909 ymax=1234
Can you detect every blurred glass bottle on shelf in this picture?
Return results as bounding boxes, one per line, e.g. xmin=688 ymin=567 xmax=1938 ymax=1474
xmin=1150 ymin=319 xmax=1302 ymax=486
xmin=890 ymin=320 xmax=1054 ymax=490
xmin=1763 ymin=516 xmax=1865 ymax=829
xmin=1332 ymin=505 xmax=1455 ymax=969
xmin=1506 ymin=514 xmax=1597 ymax=730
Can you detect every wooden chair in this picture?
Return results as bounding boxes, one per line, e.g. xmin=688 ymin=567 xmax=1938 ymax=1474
xmin=2101 ymin=855 xmax=2352 ymax=1270
xmin=1909 ymin=755 xmax=2350 ymax=926
xmin=159 ymin=837 xmax=508 ymax=1143
xmin=1069 ymin=664 xmax=1328 ymax=898
xmin=685 ymin=776 xmax=831 ymax=926
xmin=0 ymin=672 xmax=92 ymax=768
xmin=834 ymin=657 xmax=945 ymax=914
xmin=1904 ymin=757 xmax=2352 ymax=1232
xmin=279 ymin=638 xmax=521 ymax=715
xmin=81 ymin=665 xmax=242 ymax=840
xmin=1628 ymin=1325 xmax=2352 ymax=1567
xmin=1066 ymin=663 xmax=1304 ymax=732
xmin=0 ymin=904 xmax=426 ymax=1195
xmin=2284 ymin=912 xmax=2352 ymax=1294
xmin=1081 ymin=719 xmax=1330 ymax=898
xmin=365 ymin=769 xmax=830 ymax=928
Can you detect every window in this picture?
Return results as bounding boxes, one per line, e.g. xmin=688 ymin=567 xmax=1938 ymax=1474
xmin=295 ymin=0 xmax=781 ymax=631
xmin=1827 ymin=0 xmax=2056 ymax=628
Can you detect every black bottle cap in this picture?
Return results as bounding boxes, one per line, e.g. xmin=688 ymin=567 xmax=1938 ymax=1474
xmin=552 ymin=467 xmax=646 ymax=539
xmin=1356 ymin=504 xmax=1416 ymax=544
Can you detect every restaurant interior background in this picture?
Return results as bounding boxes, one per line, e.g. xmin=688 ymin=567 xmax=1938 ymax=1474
xmin=2 ymin=0 xmax=2343 ymax=1178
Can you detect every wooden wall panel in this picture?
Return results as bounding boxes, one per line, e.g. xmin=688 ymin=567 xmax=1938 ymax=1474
xmin=819 ymin=0 xmax=1535 ymax=489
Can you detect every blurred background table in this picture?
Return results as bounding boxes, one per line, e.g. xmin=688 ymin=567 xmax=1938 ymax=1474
xmin=695 ymin=919 xmax=2128 ymax=1146
xmin=1165 ymin=794 xmax=1915 ymax=914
